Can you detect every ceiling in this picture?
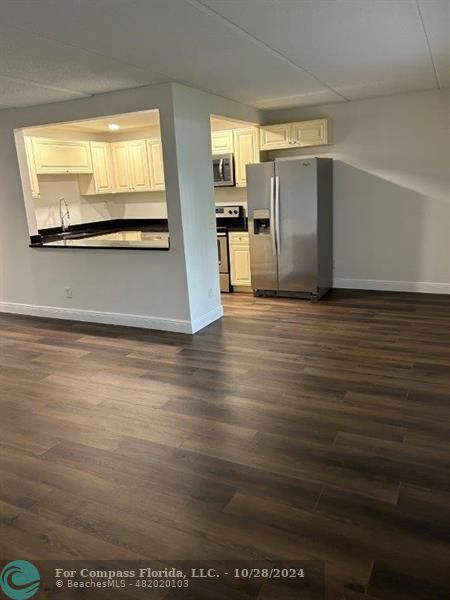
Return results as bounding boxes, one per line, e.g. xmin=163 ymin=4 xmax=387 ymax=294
xmin=24 ymin=110 xmax=247 ymax=136
xmin=0 ymin=0 xmax=448 ymax=112
xmin=54 ymin=110 xmax=161 ymax=133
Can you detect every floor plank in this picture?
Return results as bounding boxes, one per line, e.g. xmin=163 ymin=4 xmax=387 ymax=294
xmin=0 ymin=289 xmax=449 ymax=598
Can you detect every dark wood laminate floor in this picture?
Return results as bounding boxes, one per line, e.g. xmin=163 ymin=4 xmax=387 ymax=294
xmin=0 ymin=290 xmax=449 ymax=599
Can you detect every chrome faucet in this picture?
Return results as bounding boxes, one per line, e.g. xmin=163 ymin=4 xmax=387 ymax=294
xmin=58 ymin=197 xmax=71 ymax=232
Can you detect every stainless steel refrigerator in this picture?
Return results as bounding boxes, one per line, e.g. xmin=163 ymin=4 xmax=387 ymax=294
xmin=246 ymin=158 xmax=333 ymax=300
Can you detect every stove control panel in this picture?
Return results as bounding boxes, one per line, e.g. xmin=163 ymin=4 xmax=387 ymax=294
xmin=216 ymin=205 xmax=243 ymax=218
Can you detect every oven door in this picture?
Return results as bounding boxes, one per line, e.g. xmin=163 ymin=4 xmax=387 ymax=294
xmin=213 ymin=154 xmax=235 ymax=187
xmin=217 ymin=232 xmax=230 ymax=292
xmin=217 ymin=233 xmax=229 ymax=274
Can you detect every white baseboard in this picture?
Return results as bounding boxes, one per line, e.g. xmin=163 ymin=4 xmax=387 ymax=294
xmin=333 ymin=278 xmax=450 ymax=294
xmin=190 ymin=304 xmax=224 ymax=333
xmin=0 ymin=301 xmax=194 ymax=334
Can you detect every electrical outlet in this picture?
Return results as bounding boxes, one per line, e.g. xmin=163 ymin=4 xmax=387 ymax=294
xmin=65 ymin=287 xmax=73 ymax=299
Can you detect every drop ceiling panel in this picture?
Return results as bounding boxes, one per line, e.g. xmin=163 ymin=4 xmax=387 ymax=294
xmin=0 ymin=75 xmax=87 ymax=108
xmin=418 ymin=0 xmax=450 ymax=87
xmin=0 ymin=29 xmax=164 ymax=96
xmin=0 ymin=0 xmax=339 ymax=107
xmin=0 ymin=0 xmax=446 ymax=111
xmin=254 ymin=89 xmax=344 ymax=110
xmin=202 ymin=0 xmax=439 ymax=99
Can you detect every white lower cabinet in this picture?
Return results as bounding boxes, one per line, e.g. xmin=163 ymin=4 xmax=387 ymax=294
xmin=229 ymin=232 xmax=252 ymax=288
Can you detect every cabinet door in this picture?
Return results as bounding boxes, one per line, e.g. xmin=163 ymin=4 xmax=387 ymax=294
xmin=24 ymin=136 xmax=40 ymax=198
xmin=147 ymin=141 xmax=165 ymax=191
xmin=292 ymin=118 xmax=328 ymax=147
xmin=90 ymin=142 xmax=114 ymax=194
xmin=122 ymin=231 xmax=142 ymax=242
xmin=259 ymin=124 xmax=292 ymax=150
xmin=234 ymin=128 xmax=259 ymax=187
xmin=211 ymin=130 xmax=233 ymax=155
xmin=230 ymin=244 xmax=252 ymax=286
xmin=32 ymin=138 xmax=93 ymax=173
xmin=129 ymin=140 xmax=151 ymax=192
xmin=111 ymin=142 xmax=132 ymax=192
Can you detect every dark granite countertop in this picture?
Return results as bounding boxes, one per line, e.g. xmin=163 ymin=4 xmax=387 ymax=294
xmin=30 ymin=217 xmax=248 ymax=250
xmin=30 ymin=219 xmax=170 ymax=250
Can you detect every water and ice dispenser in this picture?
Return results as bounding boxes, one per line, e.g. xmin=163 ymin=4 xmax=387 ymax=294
xmin=252 ymin=209 xmax=271 ymax=235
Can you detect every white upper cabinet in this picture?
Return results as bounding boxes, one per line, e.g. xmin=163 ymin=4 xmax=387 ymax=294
xmin=111 ymin=142 xmax=133 ymax=193
xmin=128 ymin=139 xmax=152 ymax=192
xmin=292 ymin=119 xmax=329 ymax=147
xmin=260 ymin=119 xmax=329 ymax=150
xmin=24 ymin=136 xmax=40 ymax=198
xmin=26 ymin=135 xmax=165 ymax=196
xmin=111 ymin=140 xmax=152 ymax=193
xmin=233 ymin=127 xmax=259 ymax=188
xmin=211 ymin=130 xmax=234 ymax=155
xmin=91 ymin=142 xmax=114 ymax=194
xmin=259 ymin=124 xmax=292 ymax=151
xmin=79 ymin=142 xmax=114 ymax=196
xmin=31 ymin=138 xmax=93 ymax=174
xmin=147 ymin=140 xmax=165 ymax=191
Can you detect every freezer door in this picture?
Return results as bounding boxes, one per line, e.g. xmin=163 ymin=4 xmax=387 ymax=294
xmin=246 ymin=162 xmax=278 ymax=291
xmin=275 ymin=159 xmax=317 ymax=293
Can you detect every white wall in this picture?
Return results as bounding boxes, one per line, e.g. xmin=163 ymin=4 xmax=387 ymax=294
xmin=34 ymin=176 xmax=167 ymax=230
xmin=34 ymin=175 xmax=110 ymax=229
xmin=0 ymin=82 xmax=260 ymax=333
xmin=169 ymin=84 xmax=257 ymax=325
xmin=264 ymin=88 xmax=450 ymax=293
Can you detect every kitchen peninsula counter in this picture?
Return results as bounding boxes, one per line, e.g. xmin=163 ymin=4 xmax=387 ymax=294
xmin=30 ymin=218 xmax=170 ymax=250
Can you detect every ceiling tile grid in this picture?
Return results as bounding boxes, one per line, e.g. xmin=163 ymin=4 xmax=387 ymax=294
xmin=0 ymin=0 xmax=447 ymax=110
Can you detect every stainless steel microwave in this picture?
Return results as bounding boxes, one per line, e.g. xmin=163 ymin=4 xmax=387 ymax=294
xmin=213 ymin=154 xmax=235 ymax=187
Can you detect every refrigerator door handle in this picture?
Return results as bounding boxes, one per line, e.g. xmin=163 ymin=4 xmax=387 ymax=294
xmin=270 ymin=176 xmax=276 ymax=254
xmin=275 ymin=175 xmax=280 ymax=251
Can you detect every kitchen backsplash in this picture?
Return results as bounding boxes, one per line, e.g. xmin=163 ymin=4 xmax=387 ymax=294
xmin=34 ymin=174 xmax=168 ymax=230
xmin=34 ymin=173 xmax=247 ymax=230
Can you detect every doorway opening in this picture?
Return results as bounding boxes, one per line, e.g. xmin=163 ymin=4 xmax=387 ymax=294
xmin=210 ymin=115 xmax=259 ymax=305
xmin=15 ymin=109 xmax=169 ymax=250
